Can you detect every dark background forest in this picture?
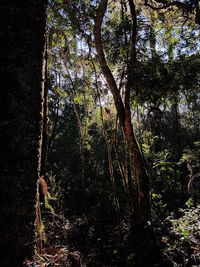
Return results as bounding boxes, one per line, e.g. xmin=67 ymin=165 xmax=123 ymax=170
xmin=0 ymin=0 xmax=200 ymax=266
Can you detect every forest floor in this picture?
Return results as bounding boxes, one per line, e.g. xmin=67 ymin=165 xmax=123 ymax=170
xmin=29 ymin=202 xmax=200 ymax=267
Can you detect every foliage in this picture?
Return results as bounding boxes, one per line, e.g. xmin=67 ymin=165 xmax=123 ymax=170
xmin=164 ymin=202 xmax=200 ymax=266
xmin=41 ymin=0 xmax=200 ymax=265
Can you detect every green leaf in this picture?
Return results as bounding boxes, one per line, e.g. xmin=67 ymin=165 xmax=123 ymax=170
xmin=183 ymin=229 xmax=190 ymax=238
xmin=74 ymin=96 xmax=82 ymax=105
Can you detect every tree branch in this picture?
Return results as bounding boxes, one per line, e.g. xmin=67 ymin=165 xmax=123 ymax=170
xmin=125 ymin=0 xmax=137 ymax=121
xmin=94 ymin=0 xmax=125 ymax=125
xmin=144 ymin=0 xmax=190 ymax=11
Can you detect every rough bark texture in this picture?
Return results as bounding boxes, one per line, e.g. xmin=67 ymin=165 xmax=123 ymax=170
xmin=94 ymin=0 xmax=151 ymax=228
xmin=41 ymin=41 xmax=49 ymax=177
xmin=0 ymin=1 xmax=47 ymax=266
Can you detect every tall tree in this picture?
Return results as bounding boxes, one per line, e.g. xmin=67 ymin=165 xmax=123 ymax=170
xmin=0 ymin=1 xmax=47 ymax=266
xmin=94 ymin=0 xmax=150 ymax=230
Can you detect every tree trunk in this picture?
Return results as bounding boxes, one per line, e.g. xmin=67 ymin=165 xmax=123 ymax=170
xmin=41 ymin=40 xmax=49 ymax=177
xmin=0 ymin=1 xmax=47 ymax=266
xmin=94 ymin=0 xmax=150 ymax=229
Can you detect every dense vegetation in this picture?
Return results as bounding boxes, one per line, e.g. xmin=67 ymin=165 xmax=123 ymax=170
xmin=1 ymin=0 xmax=200 ymax=266
xmin=37 ymin=1 xmax=200 ymax=266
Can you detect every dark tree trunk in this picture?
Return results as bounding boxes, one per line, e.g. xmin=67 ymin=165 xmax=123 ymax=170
xmin=0 ymin=1 xmax=47 ymax=266
xmin=41 ymin=42 xmax=49 ymax=177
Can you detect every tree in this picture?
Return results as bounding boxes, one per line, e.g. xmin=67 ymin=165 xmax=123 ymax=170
xmin=0 ymin=1 xmax=47 ymax=266
xmin=94 ymin=0 xmax=150 ymax=230
xmin=29 ymin=1 xmax=200 ymax=265
xmin=144 ymin=0 xmax=200 ymax=25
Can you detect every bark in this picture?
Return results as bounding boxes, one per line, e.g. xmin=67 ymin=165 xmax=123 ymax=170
xmin=41 ymin=38 xmax=49 ymax=177
xmin=0 ymin=1 xmax=47 ymax=266
xmin=150 ymin=12 xmax=156 ymax=59
xmin=94 ymin=0 xmax=150 ymax=228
